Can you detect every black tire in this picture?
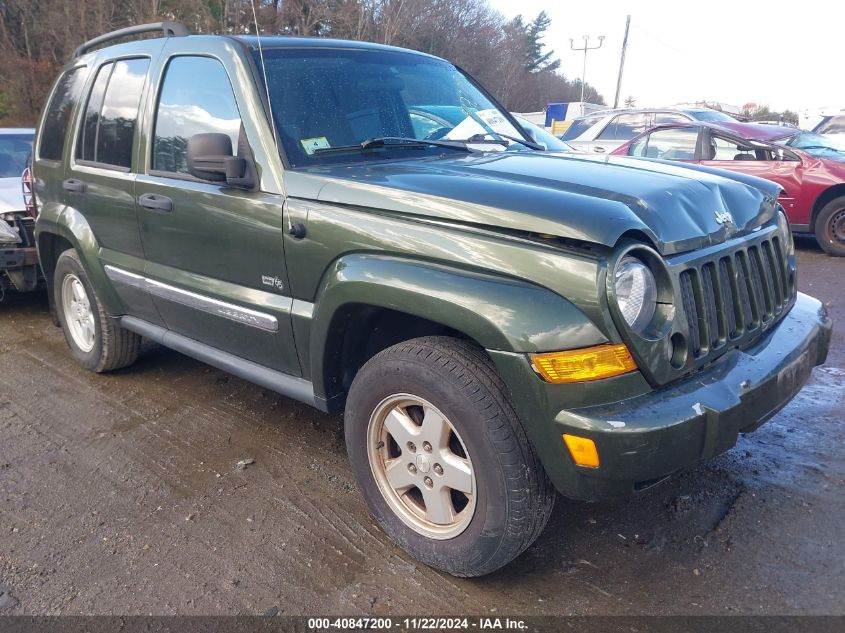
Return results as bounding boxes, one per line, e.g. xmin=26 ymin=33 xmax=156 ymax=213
xmin=53 ymin=248 xmax=141 ymax=372
xmin=814 ymin=196 xmax=845 ymax=256
xmin=345 ymin=336 xmax=555 ymax=577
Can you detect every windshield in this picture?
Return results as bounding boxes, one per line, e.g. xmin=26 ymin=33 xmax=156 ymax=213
xmin=688 ymin=109 xmax=735 ymax=122
xmin=780 ymin=131 xmax=845 ymax=161
xmin=254 ymin=47 xmax=531 ymax=167
xmin=0 ymin=133 xmax=33 ymax=178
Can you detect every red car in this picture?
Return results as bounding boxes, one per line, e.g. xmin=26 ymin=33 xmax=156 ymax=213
xmin=611 ymin=121 xmax=845 ymax=256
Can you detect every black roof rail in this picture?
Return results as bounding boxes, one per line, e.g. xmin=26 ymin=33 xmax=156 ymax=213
xmin=73 ymin=21 xmax=189 ymax=58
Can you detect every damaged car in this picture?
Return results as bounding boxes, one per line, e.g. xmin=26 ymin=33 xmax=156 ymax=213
xmin=0 ymin=128 xmax=37 ymax=300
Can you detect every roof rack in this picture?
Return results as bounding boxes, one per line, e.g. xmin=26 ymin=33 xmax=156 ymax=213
xmin=73 ymin=21 xmax=189 ymax=58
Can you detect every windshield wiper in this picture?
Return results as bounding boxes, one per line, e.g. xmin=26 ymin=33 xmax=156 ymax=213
xmin=313 ymin=137 xmax=475 ymax=155
xmin=465 ymin=132 xmax=544 ymax=151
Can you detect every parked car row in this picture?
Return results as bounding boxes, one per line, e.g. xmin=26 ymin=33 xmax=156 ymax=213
xmin=608 ymin=120 xmax=845 ymax=256
xmin=12 ymin=22 xmax=833 ymax=577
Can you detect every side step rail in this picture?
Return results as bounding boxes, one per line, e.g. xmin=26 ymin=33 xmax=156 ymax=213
xmin=119 ymin=315 xmax=321 ymax=410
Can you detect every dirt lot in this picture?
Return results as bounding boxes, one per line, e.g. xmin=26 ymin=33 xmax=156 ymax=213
xmin=0 ymin=237 xmax=843 ymax=616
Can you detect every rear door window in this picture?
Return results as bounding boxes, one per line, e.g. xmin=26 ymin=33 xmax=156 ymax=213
xmin=76 ymin=58 xmax=150 ymax=169
xmin=597 ymin=113 xmax=651 ymax=141
xmin=709 ymin=134 xmax=773 ymax=161
xmin=654 ymin=112 xmax=690 ymax=124
xmin=38 ymin=67 xmax=87 ymax=161
xmin=561 ymin=115 xmax=603 ymax=140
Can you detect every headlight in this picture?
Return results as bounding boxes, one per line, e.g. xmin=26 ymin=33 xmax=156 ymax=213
xmin=777 ymin=209 xmax=794 ymax=255
xmin=614 ymin=255 xmax=657 ymax=333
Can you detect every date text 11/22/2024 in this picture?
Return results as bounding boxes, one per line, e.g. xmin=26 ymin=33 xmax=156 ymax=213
xmin=307 ymin=617 xmax=528 ymax=630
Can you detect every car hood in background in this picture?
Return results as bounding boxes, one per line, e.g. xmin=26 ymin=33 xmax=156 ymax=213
xmin=0 ymin=177 xmax=25 ymax=213
xmin=285 ymin=152 xmax=781 ymax=256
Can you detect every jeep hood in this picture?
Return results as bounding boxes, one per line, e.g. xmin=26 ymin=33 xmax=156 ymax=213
xmin=284 ymin=152 xmax=782 ymax=255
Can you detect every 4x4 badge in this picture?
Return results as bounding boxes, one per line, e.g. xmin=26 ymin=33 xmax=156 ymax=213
xmin=261 ymin=275 xmax=284 ymax=291
xmin=714 ymin=210 xmax=735 ymax=226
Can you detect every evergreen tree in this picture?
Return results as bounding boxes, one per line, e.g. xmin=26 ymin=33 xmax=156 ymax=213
xmin=525 ymin=11 xmax=559 ymax=73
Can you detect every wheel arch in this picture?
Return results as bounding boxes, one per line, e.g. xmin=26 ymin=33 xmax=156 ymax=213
xmin=811 ymin=184 xmax=845 ymax=231
xmin=307 ymin=253 xmax=608 ymax=412
xmin=36 ymin=207 xmax=122 ymax=320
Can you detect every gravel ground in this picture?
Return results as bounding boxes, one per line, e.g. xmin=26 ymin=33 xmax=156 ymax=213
xmin=0 ymin=236 xmax=843 ymax=616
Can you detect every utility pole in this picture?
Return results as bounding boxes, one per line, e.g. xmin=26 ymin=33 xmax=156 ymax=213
xmin=613 ymin=15 xmax=631 ymax=109
xmin=570 ymin=35 xmax=605 ymax=116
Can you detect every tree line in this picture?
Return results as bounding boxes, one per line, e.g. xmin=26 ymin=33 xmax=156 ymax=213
xmin=0 ymin=0 xmax=605 ymax=126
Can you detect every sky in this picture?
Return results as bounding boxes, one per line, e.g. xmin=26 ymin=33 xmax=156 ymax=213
xmin=488 ymin=0 xmax=844 ymax=117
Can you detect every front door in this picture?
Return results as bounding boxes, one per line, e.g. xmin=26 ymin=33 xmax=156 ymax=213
xmin=135 ymin=54 xmax=300 ymax=376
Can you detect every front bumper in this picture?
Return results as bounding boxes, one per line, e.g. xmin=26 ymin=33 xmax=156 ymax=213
xmin=490 ymin=292 xmax=832 ymax=501
xmin=1 ymin=245 xmax=38 ymax=270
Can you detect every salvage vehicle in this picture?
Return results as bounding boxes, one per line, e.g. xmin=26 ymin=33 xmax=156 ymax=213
xmin=611 ymin=121 xmax=845 ymax=256
xmin=0 ymin=128 xmax=36 ymax=300
xmin=31 ymin=23 xmax=832 ymax=576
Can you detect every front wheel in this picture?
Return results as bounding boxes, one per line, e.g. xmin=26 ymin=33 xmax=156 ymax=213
xmin=345 ymin=336 xmax=555 ymax=577
xmin=54 ymin=248 xmax=141 ymax=372
xmin=814 ymin=196 xmax=845 ymax=256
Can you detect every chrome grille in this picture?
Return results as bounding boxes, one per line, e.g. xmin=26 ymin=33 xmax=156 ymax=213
xmin=679 ymin=236 xmax=792 ymax=360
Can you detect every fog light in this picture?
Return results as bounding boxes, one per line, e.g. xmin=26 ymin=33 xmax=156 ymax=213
xmin=530 ymin=344 xmax=637 ymax=383
xmin=562 ymin=434 xmax=600 ymax=468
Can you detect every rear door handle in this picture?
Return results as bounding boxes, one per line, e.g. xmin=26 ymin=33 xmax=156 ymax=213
xmin=593 ymin=146 xmax=606 ymax=153
xmin=138 ymin=193 xmax=173 ymax=213
xmin=62 ymin=178 xmax=86 ymax=193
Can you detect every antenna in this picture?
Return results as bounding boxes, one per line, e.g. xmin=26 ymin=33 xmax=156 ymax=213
xmin=250 ymin=0 xmax=279 ymax=151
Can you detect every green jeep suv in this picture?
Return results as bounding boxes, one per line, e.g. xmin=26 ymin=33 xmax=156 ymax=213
xmin=31 ymin=23 xmax=832 ymax=576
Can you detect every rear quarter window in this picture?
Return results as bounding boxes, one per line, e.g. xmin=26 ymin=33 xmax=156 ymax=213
xmin=38 ymin=67 xmax=87 ymax=161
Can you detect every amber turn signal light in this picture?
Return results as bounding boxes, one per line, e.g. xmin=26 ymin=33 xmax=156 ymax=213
xmin=562 ymin=434 xmax=600 ymax=468
xmin=530 ymin=344 xmax=637 ymax=383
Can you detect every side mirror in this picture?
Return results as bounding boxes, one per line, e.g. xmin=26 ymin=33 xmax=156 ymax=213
xmin=187 ymin=133 xmax=253 ymax=187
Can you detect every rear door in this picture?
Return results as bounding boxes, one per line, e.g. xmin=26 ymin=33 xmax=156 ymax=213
xmin=135 ymin=51 xmax=300 ymax=375
xmin=65 ymin=55 xmax=162 ymax=323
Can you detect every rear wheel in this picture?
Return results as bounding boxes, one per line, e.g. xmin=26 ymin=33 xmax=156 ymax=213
xmin=814 ymin=196 xmax=845 ymax=256
xmin=345 ymin=336 xmax=555 ymax=577
xmin=54 ymin=249 xmax=141 ymax=372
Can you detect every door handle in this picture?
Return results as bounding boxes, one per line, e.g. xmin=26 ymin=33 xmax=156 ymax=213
xmin=593 ymin=146 xmax=606 ymax=153
xmin=138 ymin=193 xmax=173 ymax=213
xmin=62 ymin=178 xmax=86 ymax=193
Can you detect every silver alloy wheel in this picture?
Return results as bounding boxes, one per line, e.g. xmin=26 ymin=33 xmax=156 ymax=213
xmin=367 ymin=393 xmax=476 ymax=539
xmin=61 ymin=273 xmax=95 ymax=353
